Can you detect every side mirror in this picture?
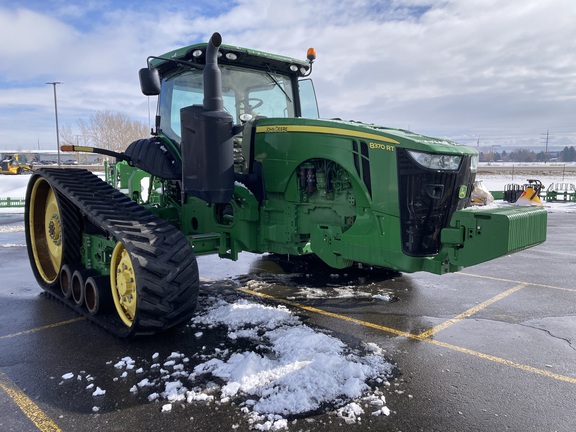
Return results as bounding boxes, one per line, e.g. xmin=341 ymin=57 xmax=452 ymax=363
xmin=139 ymin=67 xmax=161 ymax=96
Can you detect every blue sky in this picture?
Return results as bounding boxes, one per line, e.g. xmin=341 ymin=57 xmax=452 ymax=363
xmin=1 ymin=0 xmax=575 ymax=152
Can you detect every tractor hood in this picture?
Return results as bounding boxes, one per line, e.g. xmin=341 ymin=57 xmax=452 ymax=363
xmin=324 ymin=119 xmax=476 ymax=156
xmin=254 ymin=117 xmax=478 ymax=158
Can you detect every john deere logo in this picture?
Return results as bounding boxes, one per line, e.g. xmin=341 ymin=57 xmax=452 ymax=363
xmin=458 ymin=185 xmax=467 ymax=199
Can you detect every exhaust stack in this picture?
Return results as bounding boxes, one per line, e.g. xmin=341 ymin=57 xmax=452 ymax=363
xmin=181 ymin=32 xmax=235 ymax=204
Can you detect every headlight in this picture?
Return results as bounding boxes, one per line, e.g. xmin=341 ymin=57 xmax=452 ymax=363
xmin=470 ymin=155 xmax=479 ymax=173
xmin=407 ymin=150 xmax=462 ymax=171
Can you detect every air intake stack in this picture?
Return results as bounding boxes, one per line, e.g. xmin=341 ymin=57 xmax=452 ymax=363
xmin=181 ymin=32 xmax=235 ymax=204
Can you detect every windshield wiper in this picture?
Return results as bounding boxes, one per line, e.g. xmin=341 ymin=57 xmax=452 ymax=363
xmin=265 ymin=67 xmax=291 ymax=102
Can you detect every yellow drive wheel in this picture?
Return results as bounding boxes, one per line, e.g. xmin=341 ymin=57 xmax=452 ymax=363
xmin=110 ymin=241 xmax=137 ymax=327
xmin=28 ymin=178 xmax=64 ymax=284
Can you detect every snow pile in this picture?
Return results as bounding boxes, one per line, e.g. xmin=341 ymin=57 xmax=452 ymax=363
xmin=153 ymin=298 xmax=392 ymax=429
xmin=191 ymin=299 xmax=393 ymax=416
xmin=0 ymin=175 xmax=31 ymax=198
xmin=65 ymin=297 xmax=394 ymax=430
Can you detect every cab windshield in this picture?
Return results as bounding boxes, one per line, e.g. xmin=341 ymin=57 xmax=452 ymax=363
xmin=159 ymin=65 xmax=295 ymax=143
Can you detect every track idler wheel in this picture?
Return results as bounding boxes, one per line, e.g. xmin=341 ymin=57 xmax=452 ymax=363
xmin=108 ymin=237 xmax=200 ymax=336
xmin=110 ymin=241 xmax=138 ymax=328
xmin=25 ymin=175 xmax=81 ymax=290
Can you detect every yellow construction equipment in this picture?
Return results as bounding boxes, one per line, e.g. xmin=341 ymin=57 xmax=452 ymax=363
xmin=515 ymin=179 xmax=544 ymax=206
xmin=0 ymin=153 xmax=32 ymax=175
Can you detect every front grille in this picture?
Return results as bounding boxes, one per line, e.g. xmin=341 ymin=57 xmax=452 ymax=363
xmin=397 ymin=148 xmax=474 ymax=256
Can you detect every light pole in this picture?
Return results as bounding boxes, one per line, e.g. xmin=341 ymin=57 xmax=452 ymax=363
xmin=46 ymin=81 xmax=62 ymax=166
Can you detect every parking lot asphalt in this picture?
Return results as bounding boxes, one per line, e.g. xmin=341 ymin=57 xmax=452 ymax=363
xmin=1 ymin=212 xmax=575 ymax=432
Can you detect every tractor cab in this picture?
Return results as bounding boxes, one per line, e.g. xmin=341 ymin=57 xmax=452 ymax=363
xmin=139 ymin=39 xmax=319 ymax=160
xmin=135 ymin=34 xmax=320 ymax=203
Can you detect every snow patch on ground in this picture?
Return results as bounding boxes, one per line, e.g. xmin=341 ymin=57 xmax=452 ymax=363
xmin=0 ymin=174 xmax=31 ymax=198
xmin=57 ymin=296 xmax=395 ymax=430
xmin=244 ymin=279 xmax=398 ymax=303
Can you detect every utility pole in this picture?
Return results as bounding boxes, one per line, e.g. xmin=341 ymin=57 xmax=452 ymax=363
xmin=46 ymin=81 xmax=63 ymax=166
xmin=541 ymin=130 xmax=550 ymax=164
xmin=75 ymin=134 xmax=81 ymax=164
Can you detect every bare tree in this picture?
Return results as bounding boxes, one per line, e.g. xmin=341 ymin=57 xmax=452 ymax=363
xmin=77 ymin=111 xmax=150 ymax=152
xmin=59 ymin=124 xmax=75 ymax=147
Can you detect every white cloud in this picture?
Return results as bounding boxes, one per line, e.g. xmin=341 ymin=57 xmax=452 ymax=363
xmin=0 ymin=0 xmax=575 ymax=150
xmin=0 ymin=8 xmax=79 ymax=80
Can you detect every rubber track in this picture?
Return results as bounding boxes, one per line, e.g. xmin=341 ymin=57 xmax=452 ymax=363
xmin=32 ymin=168 xmax=199 ymax=337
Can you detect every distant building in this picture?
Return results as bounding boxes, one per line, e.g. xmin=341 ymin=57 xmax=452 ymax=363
xmin=0 ymin=150 xmax=102 ymax=165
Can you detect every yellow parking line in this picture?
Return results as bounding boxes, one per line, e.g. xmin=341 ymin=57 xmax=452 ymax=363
xmin=426 ymin=339 xmax=576 ymax=385
xmin=0 ymin=318 xmax=84 ymax=431
xmin=239 ymin=288 xmax=413 ymax=337
xmin=0 ymin=318 xmax=84 ymax=340
xmin=417 ymin=283 xmax=528 ymax=338
xmin=0 ymin=373 xmax=61 ymax=432
xmin=239 ymin=287 xmax=576 ymax=385
xmin=0 ymin=319 xmax=85 ymax=431
xmin=460 ymin=273 xmax=576 ymax=292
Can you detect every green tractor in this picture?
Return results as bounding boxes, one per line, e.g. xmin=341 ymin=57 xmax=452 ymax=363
xmin=25 ymin=33 xmax=547 ymax=337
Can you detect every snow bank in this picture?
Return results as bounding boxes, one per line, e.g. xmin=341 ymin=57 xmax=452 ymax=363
xmin=0 ymin=175 xmax=31 ymax=198
xmin=58 ymin=297 xmax=395 ymax=430
xmin=191 ymin=299 xmax=392 ymax=416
